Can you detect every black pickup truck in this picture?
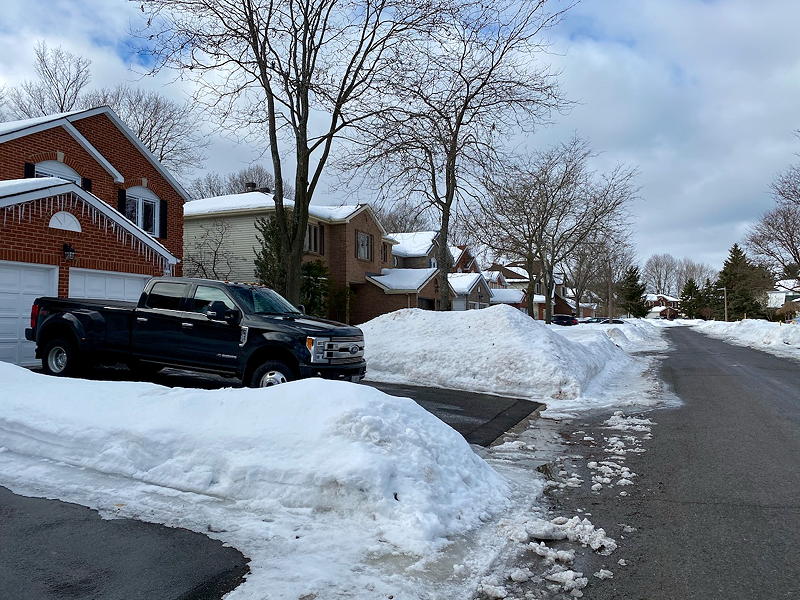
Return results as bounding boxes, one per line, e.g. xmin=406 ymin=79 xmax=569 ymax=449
xmin=26 ymin=277 xmax=366 ymax=387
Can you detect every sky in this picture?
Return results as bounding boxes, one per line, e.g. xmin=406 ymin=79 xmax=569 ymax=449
xmin=0 ymin=0 xmax=798 ymax=269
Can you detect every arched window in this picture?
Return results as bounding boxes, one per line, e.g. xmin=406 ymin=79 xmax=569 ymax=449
xmin=35 ymin=160 xmax=80 ymax=184
xmin=124 ymin=186 xmax=161 ymax=236
xmin=48 ymin=211 xmax=82 ymax=232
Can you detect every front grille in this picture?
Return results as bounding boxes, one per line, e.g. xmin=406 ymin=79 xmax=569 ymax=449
xmin=323 ymin=336 xmax=365 ymax=362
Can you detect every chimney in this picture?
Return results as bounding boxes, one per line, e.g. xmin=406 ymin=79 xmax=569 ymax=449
xmin=245 ymin=181 xmax=257 ymax=192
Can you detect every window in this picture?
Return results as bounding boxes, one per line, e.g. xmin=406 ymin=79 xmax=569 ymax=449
xmin=228 ymin=285 xmax=300 ymax=315
xmin=125 ymin=186 xmax=161 ymax=236
xmin=381 ymin=243 xmax=388 ymax=263
xmin=146 ymin=282 xmax=188 ymax=310
xmin=356 ymin=231 xmax=373 ymax=261
xmin=187 ymin=286 xmax=237 ymax=314
xmin=304 ymin=222 xmax=324 ymax=254
xmin=35 ymin=160 xmax=81 ymax=184
xmin=428 ymin=257 xmax=438 ymax=268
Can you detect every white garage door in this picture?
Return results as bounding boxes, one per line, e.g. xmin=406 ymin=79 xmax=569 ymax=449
xmin=0 ymin=261 xmax=58 ymax=366
xmin=68 ymin=268 xmax=150 ymax=302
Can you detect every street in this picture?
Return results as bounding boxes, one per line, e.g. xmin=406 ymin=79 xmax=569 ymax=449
xmin=552 ymin=327 xmax=800 ymax=599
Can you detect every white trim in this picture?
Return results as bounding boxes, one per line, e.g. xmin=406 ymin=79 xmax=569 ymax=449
xmin=62 ymin=122 xmax=124 ymax=183
xmin=49 ymin=211 xmax=82 ymax=232
xmin=0 ymin=180 xmax=177 ymax=264
xmin=35 ymin=160 xmax=81 ymax=184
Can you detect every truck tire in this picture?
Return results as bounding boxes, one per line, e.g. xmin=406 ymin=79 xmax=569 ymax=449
xmin=248 ymin=360 xmax=293 ymax=388
xmin=41 ymin=337 xmax=82 ymax=377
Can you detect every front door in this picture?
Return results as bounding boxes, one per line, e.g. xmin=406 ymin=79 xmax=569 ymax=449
xmin=179 ymin=284 xmax=241 ymax=371
xmin=132 ymin=281 xmax=190 ymax=362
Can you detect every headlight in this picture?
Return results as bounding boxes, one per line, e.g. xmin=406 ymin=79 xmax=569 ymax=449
xmin=306 ymin=336 xmax=329 ymax=363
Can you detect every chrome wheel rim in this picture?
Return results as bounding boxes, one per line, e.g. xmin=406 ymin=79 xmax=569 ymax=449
xmin=47 ymin=346 xmax=68 ymax=373
xmin=259 ymin=370 xmax=288 ymax=387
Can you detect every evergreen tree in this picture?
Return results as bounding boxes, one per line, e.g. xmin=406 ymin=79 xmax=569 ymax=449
xmin=717 ymin=244 xmax=772 ymax=320
xmin=680 ymin=278 xmax=702 ymax=318
xmin=253 ymin=215 xmax=285 ymax=292
xmin=300 ymin=260 xmax=330 ymax=318
xmin=698 ymin=277 xmax=720 ymax=320
xmin=617 ymin=266 xmax=649 ymax=317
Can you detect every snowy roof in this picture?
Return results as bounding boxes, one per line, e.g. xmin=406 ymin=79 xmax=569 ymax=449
xmin=388 ymin=231 xmax=438 ymax=258
xmin=366 ymin=267 xmax=438 ymax=293
xmin=483 ymin=270 xmax=507 ymax=285
xmin=0 ymin=178 xmax=177 ymax=264
xmin=646 ymin=293 xmax=679 ymax=302
xmin=504 ymin=265 xmax=529 ymax=280
xmin=447 ymin=272 xmax=486 ymax=295
xmin=767 ymin=291 xmax=787 ymax=308
xmin=450 ymin=245 xmax=464 ymax=263
xmin=648 ymin=305 xmax=667 ymax=313
xmin=489 ymin=288 xmax=525 ymax=304
xmin=184 ymin=191 xmax=363 ymax=222
xmin=0 ymin=106 xmax=190 ymax=202
xmin=774 ymin=279 xmax=800 ymax=292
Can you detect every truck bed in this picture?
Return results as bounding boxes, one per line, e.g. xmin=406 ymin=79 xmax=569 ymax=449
xmin=37 ymin=297 xmax=138 ymax=312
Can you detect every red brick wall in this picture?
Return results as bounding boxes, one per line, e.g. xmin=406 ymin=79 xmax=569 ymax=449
xmin=349 ymin=283 xmax=416 ymax=325
xmin=0 ymin=194 xmax=168 ymax=297
xmin=0 ymin=115 xmax=184 ymax=266
xmin=326 ymin=211 xmax=391 ymax=287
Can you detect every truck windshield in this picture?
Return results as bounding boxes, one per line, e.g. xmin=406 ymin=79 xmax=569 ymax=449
xmin=229 ymin=285 xmax=301 ymax=316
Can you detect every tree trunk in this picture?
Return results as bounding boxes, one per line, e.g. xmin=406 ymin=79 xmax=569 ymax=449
xmin=436 ymin=203 xmax=453 ymax=311
xmin=543 ymin=263 xmax=554 ymax=324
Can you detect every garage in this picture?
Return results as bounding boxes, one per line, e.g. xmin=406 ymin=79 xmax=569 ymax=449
xmin=68 ymin=268 xmax=150 ymax=302
xmin=0 ymin=261 xmax=58 ymax=366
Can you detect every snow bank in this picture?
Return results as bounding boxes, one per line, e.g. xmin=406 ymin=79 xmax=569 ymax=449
xmin=554 ymin=319 xmax=669 ymax=353
xmin=361 ymin=305 xmax=645 ymax=401
xmin=0 ymin=362 xmax=508 ymax=554
xmin=694 ymin=319 xmax=800 ymax=360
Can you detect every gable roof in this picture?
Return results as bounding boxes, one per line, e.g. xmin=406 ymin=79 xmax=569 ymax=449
xmin=447 ymin=272 xmax=487 ymax=295
xmin=0 ymin=177 xmax=177 ymax=264
xmin=0 ymin=106 xmax=190 ymax=202
xmin=366 ymin=267 xmax=439 ymax=293
xmin=483 ymin=270 xmax=507 ymax=286
xmin=388 ymin=231 xmax=438 ymax=258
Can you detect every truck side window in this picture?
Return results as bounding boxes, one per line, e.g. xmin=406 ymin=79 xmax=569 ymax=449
xmin=146 ymin=282 xmax=189 ymax=311
xmin=188 ymin=286 xmax=237 ymax=314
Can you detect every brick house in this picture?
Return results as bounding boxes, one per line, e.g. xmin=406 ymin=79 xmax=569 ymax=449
xmin=183 ymin=192 xmax=443 ymax=324
xmin=645 ymin=293 xmax=681 ymax=319
xmin=389 ymin=231 xmax=441 ymax=268
xmin=0 ymin=107 xmax=185 ymax=366
xmin=450 ymin=245 xmax=480 ymax=273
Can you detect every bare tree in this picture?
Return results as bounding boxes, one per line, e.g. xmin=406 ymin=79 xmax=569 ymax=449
xmin=642 ymin=253 xmax=679 ymax=296
xmin=345 ymin=0 xmax=568 ymax=310
xmin=139 ymin=0 xmax=438 ymax=304
xmin=4 ymin=42 xmax=91 ymax=118
xmin=183 ymin=220 xmax=241 ymax=279
xmin=674 ymin=257 xmax=717 ymax=297
xmin=82 ymin=85 xmax=207 ymax=174
xmin=467 ymin=138 xmax=636 ymax=322
xmin=372 ymin=198 xmax=433 ymax=233
xmin=590 ymin=238 xmax=637 ymax=318
xmin=189 ymin=164 xmax=277 ymax=199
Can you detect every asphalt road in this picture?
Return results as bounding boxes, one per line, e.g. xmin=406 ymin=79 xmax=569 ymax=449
xmin=556 ymin=326 xmax=800 ymax=600
xmin=0 ymin=486 xmax=248 ymax=600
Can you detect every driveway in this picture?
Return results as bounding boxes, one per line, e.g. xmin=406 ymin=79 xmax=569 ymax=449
xmin=550 ymin=326 xmax=800 ymax=600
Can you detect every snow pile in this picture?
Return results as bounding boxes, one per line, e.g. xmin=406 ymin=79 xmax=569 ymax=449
xmin=0 ymin=362 xmax=508 ymax=555
xmin=557 ymin=319 xmax=669 ymax=353
xmin=694 ymin=319 xmax=800 ymax=359
xmin=361 ymin=305 xmax=639 ymax=401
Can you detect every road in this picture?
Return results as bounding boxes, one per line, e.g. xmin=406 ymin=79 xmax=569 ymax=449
xmin=555 ymin=326 xmax=800 ymax=600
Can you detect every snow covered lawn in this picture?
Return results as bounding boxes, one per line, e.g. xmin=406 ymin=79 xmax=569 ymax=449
xmin=0 ymin=362 xmax=509 ymax=598
xmin=693 ymin=319 xmax=800 ymax=361
xmin=361 ymin=306 xmax=668 ymax=415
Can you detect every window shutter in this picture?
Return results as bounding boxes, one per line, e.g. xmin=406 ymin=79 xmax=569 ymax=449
xmin=159 ymin=199 xmax=168 ymax=239
xmin=81 ymin=177 xmax=92 ymax=192
xmin=117 ymin=189 xmax=127 ymax=215
xmin=319 ymin=225 xmax=325 ymax=256
xmin=23 ymin=162 xmax=35 ymax=178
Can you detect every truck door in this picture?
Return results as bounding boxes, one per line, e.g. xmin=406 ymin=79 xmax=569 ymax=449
xmin=132 ymin=281 xmax=190 ymax=362
xmin=179 ymin=285 xmax=241 ymax=370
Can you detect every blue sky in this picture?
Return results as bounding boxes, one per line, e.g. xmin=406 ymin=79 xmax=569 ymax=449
xmin=1 ymin=0 xmax=798 ymax=269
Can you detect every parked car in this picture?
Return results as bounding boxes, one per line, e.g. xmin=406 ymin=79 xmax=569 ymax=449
xmin=551 ymin=314 xmax=579 ymax=326
xmin=582 ymin=317 xmax=606 ymax=324
xmin=26 ymin=277 xmax=366 ymax=388
xmin=599 ymin=318 xmax=626 ymax=324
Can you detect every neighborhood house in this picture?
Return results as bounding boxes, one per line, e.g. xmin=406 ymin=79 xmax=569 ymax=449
xmin=0 ymin=107 xmax=186 ymax=366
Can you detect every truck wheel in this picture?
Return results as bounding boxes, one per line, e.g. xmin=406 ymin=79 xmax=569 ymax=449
xmin=41 ymin=337 xmax=81 ymax=377
xmin=248 ymin=360 xmax=293 ymax=388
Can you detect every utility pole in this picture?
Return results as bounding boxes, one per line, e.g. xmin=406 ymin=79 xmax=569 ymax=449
xmin=723 ymin=286 xmax=728 ymax=322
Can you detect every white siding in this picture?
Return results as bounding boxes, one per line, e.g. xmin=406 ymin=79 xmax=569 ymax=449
xmin=184 ymin=214 xmax=261 ymax=282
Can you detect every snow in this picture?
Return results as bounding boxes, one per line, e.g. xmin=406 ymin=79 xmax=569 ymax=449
xmin=483 ymin=270 xmax=506 ymax=285
xmin=183 ymin=191 xmax=362 ymax=222
xmin=490 ymin=288 xmax=525 ymax=304
xmin=361 ymin=305 xmax=668 ymax=415
xmin=450 ymin=245 xmax=464 ymax=263
xmin=0 ymin=176 xmax=71 ymax=199
xmin=366 ymin=267 xmax=437 ymax=292
xmin=0 ymin=362 xmax=509 ymax=598
xmin=386 ymin=231 xmax=437 ymax=257
xmin=0 ymin=108 xmax=90 ymax=136
xmin=448 ymin=271 xmax=485 ymax=295
xmin=694 ymin=319 xmax=800 ymax=361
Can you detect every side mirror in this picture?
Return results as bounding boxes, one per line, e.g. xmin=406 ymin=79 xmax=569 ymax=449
xmin=207 ymin=300 xmax=240 ymax=325
xmin=225 ymin=308 xmax=242 ymax=325
xmin=297 ymin=304 xmax=306 ymax=314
